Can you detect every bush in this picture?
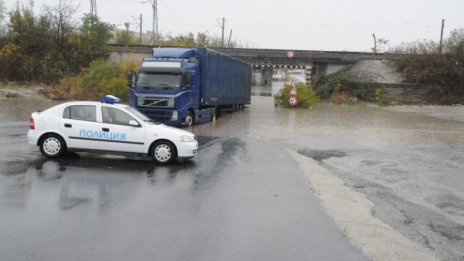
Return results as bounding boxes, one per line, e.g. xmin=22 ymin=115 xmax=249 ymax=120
xmin=47 ymin=60 xmax=139 ymax=101
xmin=393 ymin=28 xmax=464 ymax=104
xmin=0 ymin=43 xmax=24 ymax=80
xmin=330 ymin=92 xmax=350 ymax=104
xmin=312 ymin=74 xmax=377 ymax=102
xmin=274 ymin=82 xmax=320 ymax=108
xmin=44 ymin=76 xmax=80 ymax=100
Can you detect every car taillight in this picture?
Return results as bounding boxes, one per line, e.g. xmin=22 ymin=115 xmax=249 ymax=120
xmin=29 ymin=116 xmax=35 ymax=130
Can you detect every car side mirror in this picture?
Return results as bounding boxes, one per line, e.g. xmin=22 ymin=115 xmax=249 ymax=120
xmin=128 ymin=120 xmax=140 ymax=127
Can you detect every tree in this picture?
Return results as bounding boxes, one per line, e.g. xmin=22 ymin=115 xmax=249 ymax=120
xmin=115 ymin=23 xmax=135 ymax=46
xmin=43 ymin=0 xmax=77 ymax=54
xmin=0 ymin=0 xmax=5 ymax=23
xmin=0 ymin=0 xmax=5 ymax=35
xmin=394 ymin=28 xmax=464 ymax=104
xmin=70 ymin=13 xmax=110 ymax=68
xmin=371 ymin=38 xmax=390 ymax=53
xmin=6 ymin=7 xmax=53 ymax=81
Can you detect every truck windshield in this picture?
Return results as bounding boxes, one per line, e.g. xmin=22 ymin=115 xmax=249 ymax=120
xmin=137 ymin=72 xmax=181 ymax=90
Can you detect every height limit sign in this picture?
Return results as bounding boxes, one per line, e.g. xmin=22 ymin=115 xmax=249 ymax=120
xmin=289 ymin=86 xmax=297 ymax=106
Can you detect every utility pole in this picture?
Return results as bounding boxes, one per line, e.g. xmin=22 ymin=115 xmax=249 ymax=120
xmin=372 ymin=33 xmax=377 ymax=53
xmin=439 ymin=19 xmax=445 ymax=54
xmin=139 ymin=14 xmax=143 ymax=43
xmin=217 ymin=17 xmax=225 ymax=47
xmin=227 ymin=29 xmax=233 ymax=47
xmin=150 ymin=0 xmax=158 ymax=46
xmin=90 ymin=0 xmax=97 ymax=16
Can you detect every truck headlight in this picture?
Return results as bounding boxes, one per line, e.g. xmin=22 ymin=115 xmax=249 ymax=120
xmin=180 ymin=135 xmax=195 ymax=142
xmin=172 ymin=111 xmax=178 ymax=121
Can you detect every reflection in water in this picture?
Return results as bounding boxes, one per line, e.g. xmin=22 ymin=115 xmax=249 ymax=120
xmin=0 ymin=136 xmax=233 ymax=214
xmin=0 ymin=154 xmax=198 ymax=212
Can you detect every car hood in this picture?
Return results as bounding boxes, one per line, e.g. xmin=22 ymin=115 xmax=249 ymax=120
xmin=145 ymin=123 xmax=195 ymax=137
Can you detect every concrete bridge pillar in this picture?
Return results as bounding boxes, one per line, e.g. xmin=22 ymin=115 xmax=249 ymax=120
xmin=311 ymin=62 xmax=328 ymax=77
xmin=252 ymin=66 xmax=273 ymax=87
xmin=263 ymin=67 xmax=273 ymax=87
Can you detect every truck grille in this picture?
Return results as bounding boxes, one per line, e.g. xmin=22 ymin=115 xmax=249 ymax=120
xmin=138 ymin=98 xmax=173 ymax=107
xmin=139 ymin=109 xmax=172 ymax=122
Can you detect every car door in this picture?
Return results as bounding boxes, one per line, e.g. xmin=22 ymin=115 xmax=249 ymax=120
xmin=60 ymin=104 xmax=101 ymax=150
xmin=99 ymin=106 xmax=146 ymax=154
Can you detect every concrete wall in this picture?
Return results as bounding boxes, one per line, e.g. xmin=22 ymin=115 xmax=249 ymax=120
xmin=107 ymin=50 xmax=151 ymax=64
xmin=326 ymin=64 xmax=351 ymax=75
xmin=344 ymin=60 xmax=403 ymax=84
xmin=311 ymin=62 xmax=351 ymax=77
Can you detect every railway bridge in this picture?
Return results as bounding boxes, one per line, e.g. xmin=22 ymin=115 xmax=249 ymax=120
xmin=107 ymin=45 xmax=391 ymax=86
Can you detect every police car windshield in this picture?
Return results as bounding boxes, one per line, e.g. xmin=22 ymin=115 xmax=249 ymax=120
xmin=124 ymin=106 xmax=159 ymax=124
xmin=137 ymin=72 xmax=181 ymax=90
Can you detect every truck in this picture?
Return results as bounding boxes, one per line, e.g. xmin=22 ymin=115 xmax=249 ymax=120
xmin=128 ymin=47 xmax=251 ymax=126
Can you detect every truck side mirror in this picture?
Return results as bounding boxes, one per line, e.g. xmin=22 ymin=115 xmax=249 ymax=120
xmin=182 ymin=73 xmax=191 ymax=88
xmin=127 ymin=71 xmax=135 ymax=88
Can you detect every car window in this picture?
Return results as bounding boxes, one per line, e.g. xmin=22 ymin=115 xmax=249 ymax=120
xmin=63 ymin=105 xmax=96 ymax=122
xmin=102 ymin=107 xmax=137 ymax=126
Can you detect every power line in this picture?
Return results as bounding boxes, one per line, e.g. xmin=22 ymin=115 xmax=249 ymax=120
xmin=159 ymin=0 xmax=186 ymax=33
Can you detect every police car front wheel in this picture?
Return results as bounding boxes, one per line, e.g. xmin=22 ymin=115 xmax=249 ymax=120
xmin=40 ymin=134 xmax=66 ymax=158
xmin=152 ymin=141 xmax=176 ymax=164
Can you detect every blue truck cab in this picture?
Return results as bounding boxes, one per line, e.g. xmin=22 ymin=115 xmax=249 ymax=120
xmin=128 ymin=48 xmax=251 ymax=126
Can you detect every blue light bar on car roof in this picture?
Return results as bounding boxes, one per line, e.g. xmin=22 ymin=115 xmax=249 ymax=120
xmin=100 ymin=95 xmax=121 ymax=104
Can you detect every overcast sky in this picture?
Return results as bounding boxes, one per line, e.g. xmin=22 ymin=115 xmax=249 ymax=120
xmin=4 ymin=0 xmax=464 ymax=52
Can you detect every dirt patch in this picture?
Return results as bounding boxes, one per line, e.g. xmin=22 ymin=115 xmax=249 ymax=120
xmin=0 ymin=82 xmax=48 ymax=99
xmin=288 ymin=148 xmax=438 ymax=261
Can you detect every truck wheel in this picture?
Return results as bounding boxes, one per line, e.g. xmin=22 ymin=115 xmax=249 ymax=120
xmin=215 ymin=107 xmax=222 ymax=118
xmin=211 ymin=108 xmax=216 ymax=122
xmin=151 ymin=141 xmax=176 ymax=164
xmin=39 ymin=134 xmax=66 ymax=158
xmin=185 ymin=111 xmax=194 ymax=126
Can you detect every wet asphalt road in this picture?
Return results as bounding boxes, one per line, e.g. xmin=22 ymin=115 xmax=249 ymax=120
xmin=0 ymin=120 xmax=366 ymax=260
xmin=2 ymin=88 xmax=464 ymax=260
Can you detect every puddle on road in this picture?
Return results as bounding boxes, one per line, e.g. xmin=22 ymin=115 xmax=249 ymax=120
xmin=0 ymin=134 xmax=242 ymax=213
xmin=298 ymin=149 xmax=347 ymax=161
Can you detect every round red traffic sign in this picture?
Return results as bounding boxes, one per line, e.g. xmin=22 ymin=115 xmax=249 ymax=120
xmin=289 ymin=96 xmax=297 ymax=106
xmin=287 ymin=51 xmax=294 ymax=58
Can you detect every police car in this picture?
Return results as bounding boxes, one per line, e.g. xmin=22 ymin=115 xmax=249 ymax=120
xmin=27 ymin=95 xmax=198 ymax=164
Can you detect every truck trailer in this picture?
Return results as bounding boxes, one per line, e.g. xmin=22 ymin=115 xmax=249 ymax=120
xmin=128 ymin=47 xmax=251 ymax=126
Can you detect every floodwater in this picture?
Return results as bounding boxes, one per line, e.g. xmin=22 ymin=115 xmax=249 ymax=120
xmin=1 ymin=84 xmax=464 ymax=260
xmin=193 ymin=84 xmax=464 ymax=261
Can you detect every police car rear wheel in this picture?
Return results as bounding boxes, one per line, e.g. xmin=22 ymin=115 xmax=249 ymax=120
xmin=40 ymin=134 xmax=66 ymax=158
xmin=152 ymin=141 xmax=176 ymax=164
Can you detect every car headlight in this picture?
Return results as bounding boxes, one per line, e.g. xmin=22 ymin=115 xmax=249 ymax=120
xmin=180 ymin=135 xmax=195 ymax=142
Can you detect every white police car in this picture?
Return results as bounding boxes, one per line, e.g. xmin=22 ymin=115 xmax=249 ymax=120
xmin=27 ymin=95 xmax=198 ymax=164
